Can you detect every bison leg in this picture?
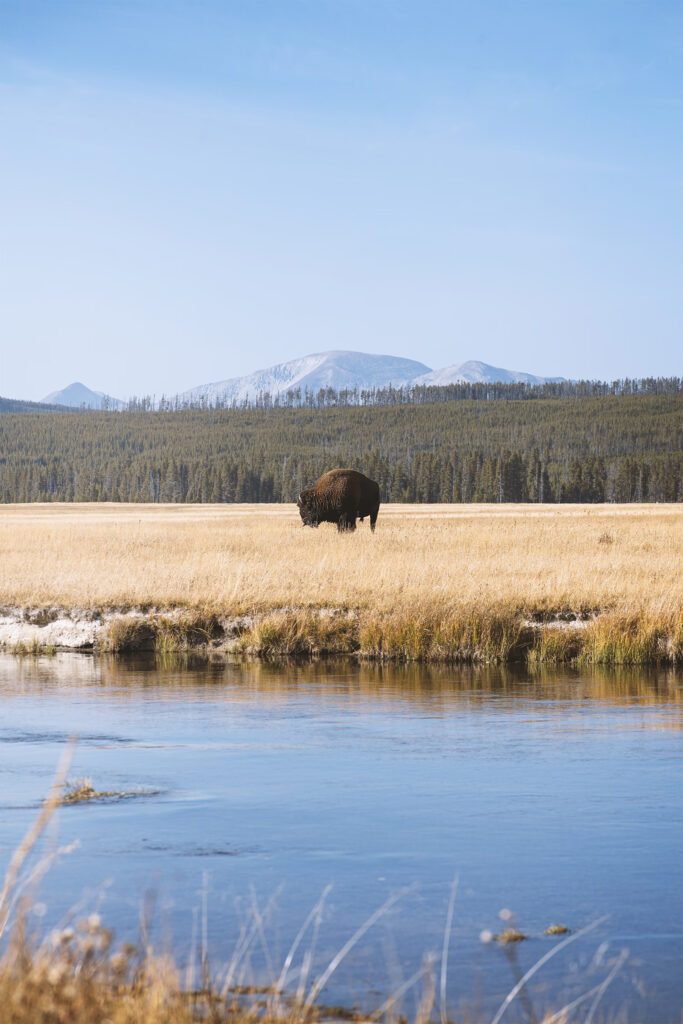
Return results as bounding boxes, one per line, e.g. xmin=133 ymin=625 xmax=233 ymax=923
xmin=370 ymin=505 xmax=379 ymax=532
xmin=337 ymin=513 xmax=356 ymax=532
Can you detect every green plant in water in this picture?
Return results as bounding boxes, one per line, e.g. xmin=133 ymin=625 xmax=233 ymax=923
xmin=494 ymin=928 xmax=528 ymax=945
xmin=61 ymin=777 xmax=159 ymax=805
xmin=61 ymin=779 xmax=118 ymax=804
xmin=10 ymin=638 xmax=56 ymax=657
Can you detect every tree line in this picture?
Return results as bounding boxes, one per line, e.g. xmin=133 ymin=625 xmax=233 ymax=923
xmin=0 ymin=386 xmax=680 ymax=503
xmin=143 ymin=375 xmax=682 ymax=411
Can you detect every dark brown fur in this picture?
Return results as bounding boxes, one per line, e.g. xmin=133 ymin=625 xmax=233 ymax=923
xmin=297 ymin=469 xmax=380 ymax=533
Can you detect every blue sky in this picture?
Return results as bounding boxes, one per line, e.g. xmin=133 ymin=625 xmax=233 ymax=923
xmin=0 ymin=0 xmax=681 ymax=401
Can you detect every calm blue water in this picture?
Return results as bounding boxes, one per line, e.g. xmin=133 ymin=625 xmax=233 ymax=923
xmin=0 ymin=654 xmax=681 ymax=1021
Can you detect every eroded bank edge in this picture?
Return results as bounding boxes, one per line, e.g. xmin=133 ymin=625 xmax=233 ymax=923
xmin=0 ymin=605 xmax=681 ymax=664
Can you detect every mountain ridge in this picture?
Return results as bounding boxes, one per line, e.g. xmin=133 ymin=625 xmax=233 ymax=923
xmin=38 ymin=352 xmax=567 ymax=410
xmin=177 ymin=350 xmax=565 ymax=405
xmin=414 ymin=359 xmax=566 ymax=387
xmin=1 ymin=395 xmax=75 ymax=414
xmin=179 ymin=350 xmax=433 ymax=405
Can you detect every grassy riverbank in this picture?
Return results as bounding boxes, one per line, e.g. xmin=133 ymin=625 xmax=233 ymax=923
xmin=0 ymin=503 xmax=681 ymax=664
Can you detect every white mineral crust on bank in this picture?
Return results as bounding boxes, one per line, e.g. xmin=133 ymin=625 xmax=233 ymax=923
xmin=0 ymin=610 xmax=104 ymax=649
xmin=0 ymin=608 xmax=256 ymax=651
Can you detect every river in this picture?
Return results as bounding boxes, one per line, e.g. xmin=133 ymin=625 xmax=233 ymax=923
xmin=0 ymin=654 xmax=681 ymax=1021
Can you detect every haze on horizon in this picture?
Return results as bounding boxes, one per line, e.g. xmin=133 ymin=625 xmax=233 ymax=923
xmin=0 ymin=0 xmax=681 ymax=403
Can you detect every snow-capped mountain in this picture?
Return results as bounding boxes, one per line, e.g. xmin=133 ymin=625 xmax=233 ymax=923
xmin=41 ymin=382 xmax=126 ymax=410
xmin=37 ymin=355 xmax=565 ymax=413
xmin=179 ymin=351 xmax=432 ymax=405
xmin=180 ymin=351 xmax=565 ymax=404
xmin=413 ymin=360 xmax=565 ymax=387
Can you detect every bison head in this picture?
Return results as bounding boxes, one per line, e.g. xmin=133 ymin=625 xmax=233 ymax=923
xmin=297 ymin=490 xmax=319 ymax=527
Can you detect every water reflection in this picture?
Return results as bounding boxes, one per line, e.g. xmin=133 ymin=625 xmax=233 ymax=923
xmin=2 ymin=652 xmax=681 ymax=708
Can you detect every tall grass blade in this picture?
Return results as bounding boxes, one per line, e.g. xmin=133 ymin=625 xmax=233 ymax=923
xmin=373 ymin=960 xmax=435 ymax=1019
xmin=0 ymin=738 xmax=74 ymax=942
xmin=439 ymin=876 xmax=458 ymax=1024
xmin=489 ymin=916 xmax=608 ymax=1024
xmin=303 ymin=888 xmax=408 ymax=1012
xmin=544 ymin=948 xmax=628 ymax=1024
xmin=584 ymin=949 xmax=628 ymax=1024
xmin=274 ymin=885 xmax=332 ymax=999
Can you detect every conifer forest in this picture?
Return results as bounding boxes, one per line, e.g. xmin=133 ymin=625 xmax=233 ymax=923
xmin=0 ymin=379 xmax=681 ymax=504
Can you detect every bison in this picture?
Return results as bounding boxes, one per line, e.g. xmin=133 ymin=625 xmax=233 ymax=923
xmin=297 ymin=469 xmax=380 ymax=533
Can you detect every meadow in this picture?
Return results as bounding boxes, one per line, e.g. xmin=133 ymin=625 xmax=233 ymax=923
xmin=0 ymin=502 xmax=681 ymax=663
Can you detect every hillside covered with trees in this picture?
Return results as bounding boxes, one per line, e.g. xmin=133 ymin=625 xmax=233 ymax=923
xmin=0 ymin=382 xmax=680 ymax=503
xmin=0 ymin=396 xmax=71 ymax=414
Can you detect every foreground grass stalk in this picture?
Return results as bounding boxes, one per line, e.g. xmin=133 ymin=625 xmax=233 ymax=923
xmin=273 ymin=886 xmax=332 ymax=1007
xmin=439 ymin=877 xmax=458 ymax=1024
xmin=0 ymin=741 xmax=74 ymax=942
xmin=488 ymin=917 xmax=608 ymax=1024
xmin=302 ymin=888 xmax=408 ymax=1012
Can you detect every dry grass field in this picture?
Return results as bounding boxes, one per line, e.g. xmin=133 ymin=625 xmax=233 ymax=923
xmin=0 ymin=502 xmax=681 ymax=662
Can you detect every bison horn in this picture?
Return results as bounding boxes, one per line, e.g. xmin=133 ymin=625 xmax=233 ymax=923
xmin=297 ymin=492 xmax=303 ymax=505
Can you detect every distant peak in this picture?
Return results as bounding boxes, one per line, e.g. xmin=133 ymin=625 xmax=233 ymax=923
xmin=41 ymin=381 xmax=125 ymax=410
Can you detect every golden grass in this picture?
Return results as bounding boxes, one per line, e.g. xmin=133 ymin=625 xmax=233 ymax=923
xmin=237 ymin=609 xmax=359 ymax=658
xmin=101 ymin=611 xmax=224 ymax=653
xmin=0 ymin=913 xmax=589 ymax=1024
xmin=0 ymin=503 xmax=681 ymax=663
